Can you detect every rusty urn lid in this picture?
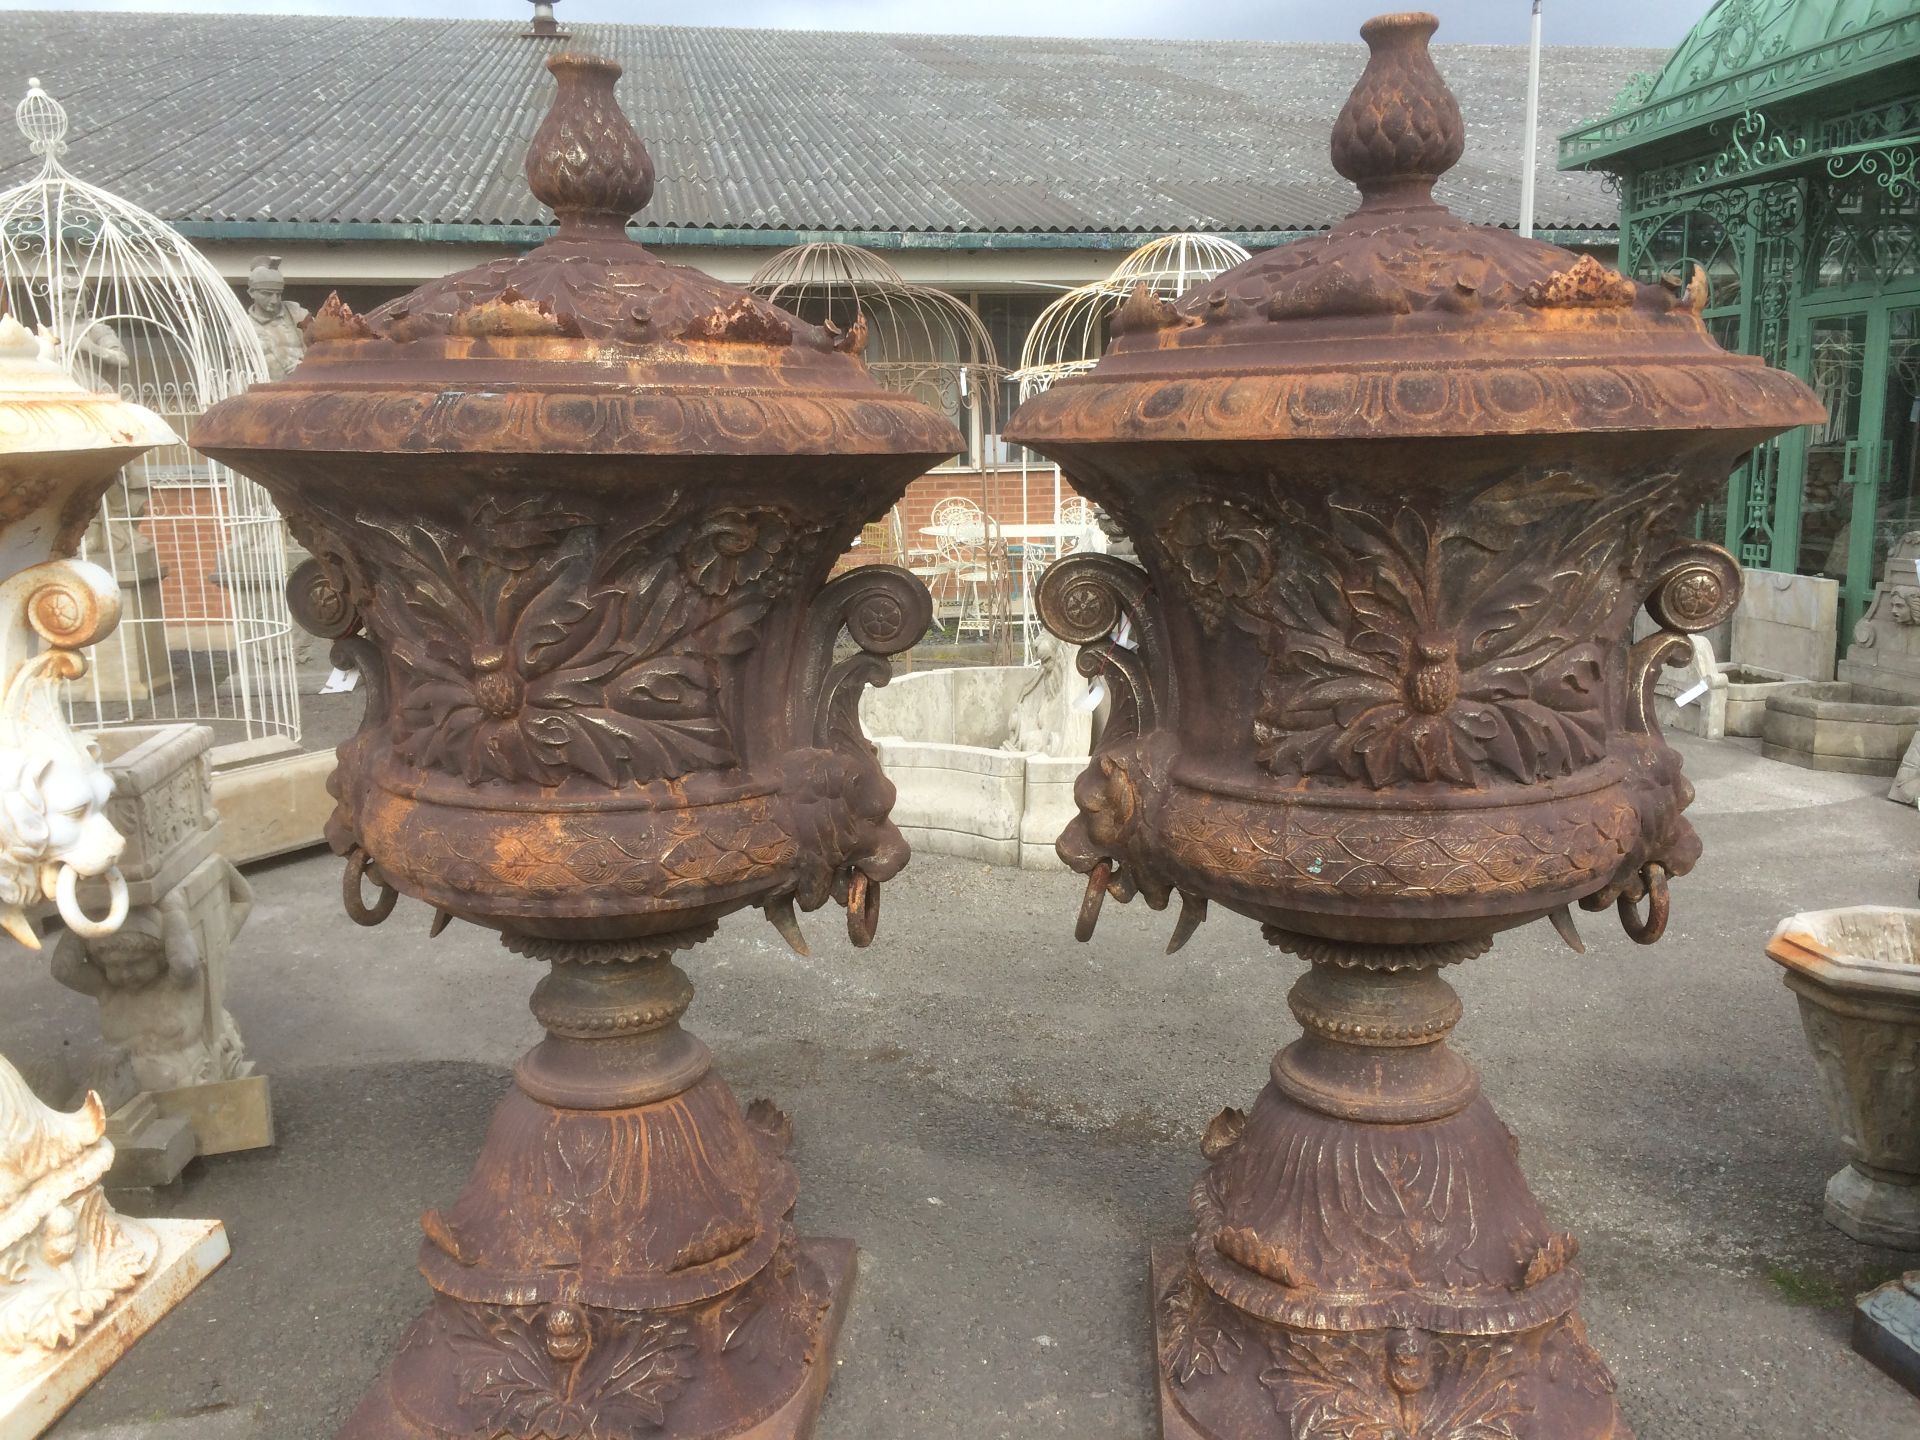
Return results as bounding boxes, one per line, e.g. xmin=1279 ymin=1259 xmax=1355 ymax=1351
xmin=1008 ymin=13 xmax=1822 ymax=452
xmin=196 ymin=52 xmax=961 ymax=466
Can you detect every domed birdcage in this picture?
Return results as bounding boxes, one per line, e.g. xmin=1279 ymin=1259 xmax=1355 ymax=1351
xmin=1008 ymin=234 xmax=1252 ymax=655
xmin=751 ymin=241 xmax=1013 ymax=653
xmin=1014 ymin=234 xmax=1254 ymax=398
xmin=0 ymin=79 xmax=299 ymax=748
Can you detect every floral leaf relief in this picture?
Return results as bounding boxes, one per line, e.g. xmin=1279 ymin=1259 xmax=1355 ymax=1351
xmin=1159 ymin=1270 xmax=1245 ymax=1386
xmin=446 ymin=1303 xmax=698 ymax=1438
xmin=1259 ymin=1331 xmax=1531 ymax=1440
xmin=330 ymin=492 xmax=803 ymax=788
xmin=1239 ymin=473 xmax=1680 ymax=789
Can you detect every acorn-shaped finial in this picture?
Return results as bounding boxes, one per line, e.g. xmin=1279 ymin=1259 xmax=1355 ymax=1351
xmin=1330 ymin=13 xmax=1465 ymax=209
xmin=525 ymin=52 xmax=655 ymax=238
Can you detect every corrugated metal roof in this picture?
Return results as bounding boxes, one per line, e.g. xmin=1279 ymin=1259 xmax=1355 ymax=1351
xmin=0 ymin=13 xmax=1657 ymax=235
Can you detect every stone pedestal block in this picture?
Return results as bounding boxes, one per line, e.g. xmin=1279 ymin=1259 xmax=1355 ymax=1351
xmin=1840 ymin=530 xmax=1920 ymax=700
xmin=1735 ymin=568 xmax=1839 ymax=682
xmin=50 ymin=724 xmax=271 ymax=1172
xmin=0 ymin=1217 xmax=227 ymax=1440
xmin=1854 ymin=1272 xmax=1920 ymax=1399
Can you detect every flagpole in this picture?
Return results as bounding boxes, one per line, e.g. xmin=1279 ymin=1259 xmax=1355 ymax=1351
xmin=1520 ymin=0 xmax=1542 ymax=237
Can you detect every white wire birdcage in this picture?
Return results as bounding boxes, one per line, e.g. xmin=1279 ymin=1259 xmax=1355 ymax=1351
xmin=0 ymin=79 xmax=300 ymax=749
xmin=1006 ymin=234 xmax=1252 ymax=657
xmin=750 ymin=242 xmax=1014 ymax=655
xmin=749 ymin=241 xmax=1007 ymax=468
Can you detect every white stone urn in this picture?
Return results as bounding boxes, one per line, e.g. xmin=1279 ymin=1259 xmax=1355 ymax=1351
xmin=1768 ymin=906 xmax=1920 ymax=1249
xmin=0 ymin=314 xmax=228 ymax=1435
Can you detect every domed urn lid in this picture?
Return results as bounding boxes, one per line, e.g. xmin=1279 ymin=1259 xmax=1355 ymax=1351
xmin=194 ymin=53 xmax=963 ymax=463
xmin=1007 ymin=12 xmax=1824 ymax=448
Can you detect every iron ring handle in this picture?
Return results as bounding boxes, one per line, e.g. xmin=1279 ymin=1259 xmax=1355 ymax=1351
xmin=343 ymin=847 xmax=399 ymax=928
xmin=1617 ymin=862 xmax=1669 ymax=946
xmin=845 ymin=869 xmax=879 ymax=948
xmin=1075 ymin=859 xmax=1114 ymax=943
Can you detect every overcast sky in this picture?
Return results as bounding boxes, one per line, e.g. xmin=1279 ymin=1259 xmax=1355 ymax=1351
xmin=0 ymin=0 xmax=1715 ymax=48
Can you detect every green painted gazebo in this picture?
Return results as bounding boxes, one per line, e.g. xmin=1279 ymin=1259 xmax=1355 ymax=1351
xmin=1562 ymin=0 xmax=1920 ymax=637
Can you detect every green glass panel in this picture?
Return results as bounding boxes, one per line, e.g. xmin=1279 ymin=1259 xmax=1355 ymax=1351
xmin=1800 ymin=311 xmax=1867 ymax=580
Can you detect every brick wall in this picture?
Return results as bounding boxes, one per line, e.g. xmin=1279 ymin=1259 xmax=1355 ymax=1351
xmin=145 ymin=483 xmax=233 ymax=623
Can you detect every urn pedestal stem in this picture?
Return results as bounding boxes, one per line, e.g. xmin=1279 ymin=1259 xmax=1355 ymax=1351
xmin=339 ymin=935 xmax=855 ymax=1440
xmin=1154 ymin=941 xmax=1625 ymax=1439
xmin=194 ymin=46 xmax=957 ymax=1440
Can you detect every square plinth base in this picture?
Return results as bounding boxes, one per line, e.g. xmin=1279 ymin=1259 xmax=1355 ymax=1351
xmin=1853 ymin=1273 xmax=1920 ymax=1400
xmin=0 ymin=1217 xmax=229 ymax=1440
xmin=750 ymin=1237 xmax=857 ymax=1440
xmin=343 ymin=1237 xmax=857 ymax=1440
xmin=153 ymin=1074 xmax=276 ymax=1158
xmin=1151 ymin=1243 xmax=1211 ymax=1440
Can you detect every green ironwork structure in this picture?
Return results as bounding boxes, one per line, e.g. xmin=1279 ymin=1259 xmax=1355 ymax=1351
xmin=1562 ymin=0 xmax=1920 ymax=638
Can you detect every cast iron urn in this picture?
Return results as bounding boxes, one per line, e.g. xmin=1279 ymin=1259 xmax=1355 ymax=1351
xmin=195 ymin=54 xmax=958 ymax=1439
xmin=1006 ymin=14 xmax=1822 ymax=1439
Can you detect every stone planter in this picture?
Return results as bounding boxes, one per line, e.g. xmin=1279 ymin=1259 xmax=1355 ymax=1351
xmin=1767 ymin=907 xmax=1920 ymax=1249
xmin=0 ymin=307 xmax=227 ymax=1437
xmin=1761 ymin=684 xmax=1920 ymax=776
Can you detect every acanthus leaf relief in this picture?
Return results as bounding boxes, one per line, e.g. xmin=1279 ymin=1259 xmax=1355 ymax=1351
xmin=1160 ymin=473 xmax=1679 ymax=790
xmin=327 ymin=493 xmax=804 ymax=789
xmin=445 ymin=1300 xmax=699 ymax=1439
xmin=1258 ymin=1329 xmax=1532 ymax=1440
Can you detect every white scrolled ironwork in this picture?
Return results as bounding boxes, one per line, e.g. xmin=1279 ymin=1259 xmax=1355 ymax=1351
xmin=749 ymin=241 xmax=1006 ymax=472
xmin=0 ymin=80 xmax=299 ymax=747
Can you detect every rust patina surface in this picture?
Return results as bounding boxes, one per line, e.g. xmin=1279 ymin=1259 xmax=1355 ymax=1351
xmin=196 ymin=52 xmax=957 ymax=1440
xmin=1008 ymin=13 xmax=1822 ymax=1439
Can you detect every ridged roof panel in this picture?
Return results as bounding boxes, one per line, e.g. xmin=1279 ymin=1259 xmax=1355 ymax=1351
xmin=0 ymin=14 xmax=1657 ymax=234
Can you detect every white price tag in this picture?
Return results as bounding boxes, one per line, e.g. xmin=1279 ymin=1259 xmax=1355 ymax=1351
xmin=1112 ymin=613 xmax=1139 ymax=652
xmin=1076 ymin=679 xmax=1107 ymax=713
xmin=319 ymin=667 xmax=361 ymax=695
xmin=1675 ymin=678 xmax=1710 ymax=708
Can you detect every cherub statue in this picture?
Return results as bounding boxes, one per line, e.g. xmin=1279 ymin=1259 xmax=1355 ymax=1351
xmin=49 ymin=857 xmax=254 ymax=1104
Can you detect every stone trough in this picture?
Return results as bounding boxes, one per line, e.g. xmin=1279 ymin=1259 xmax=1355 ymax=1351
xmin=1761 ymin=683 xmax=1920 ymax=777
xmin=1652 ymin=633 xmax=1818 ymax=739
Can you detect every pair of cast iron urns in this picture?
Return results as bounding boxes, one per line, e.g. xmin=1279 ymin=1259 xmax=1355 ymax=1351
xmin=195 ymin=15 xmax=1822 ymax=1439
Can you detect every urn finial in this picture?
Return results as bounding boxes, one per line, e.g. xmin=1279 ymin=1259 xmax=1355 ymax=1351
xmin=525 ymin=52 xmax=655 ymax=238
xmin=1330 ymin=12 xmax=1464 ymax=208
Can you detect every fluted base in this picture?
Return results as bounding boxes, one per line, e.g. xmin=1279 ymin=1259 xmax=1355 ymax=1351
xmin=1150 ymin=953 xmax=1630 ymax=1439
xmin=339 ymin=1238 xmax=854 ymax=1440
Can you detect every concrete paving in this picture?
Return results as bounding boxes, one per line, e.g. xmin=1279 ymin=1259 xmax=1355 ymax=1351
xmin=2 ymin=733 xmax=1917 ymax=1438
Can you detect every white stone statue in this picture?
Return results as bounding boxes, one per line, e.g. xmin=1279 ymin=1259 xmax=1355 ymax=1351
xmin=1002 ymin=628 xmax=1092 ymax=757
xmin=244 ymin=255 xmax=306 ymax=381
xmin=0 ymin=311 xmax=227 ymax=1435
